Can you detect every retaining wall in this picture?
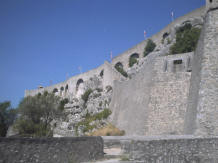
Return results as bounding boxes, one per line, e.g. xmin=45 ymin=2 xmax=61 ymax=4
xmin=122 ymin=136 xmax=218 ymax=162
xmin=0 ymin=137 xmax=104 ymax=163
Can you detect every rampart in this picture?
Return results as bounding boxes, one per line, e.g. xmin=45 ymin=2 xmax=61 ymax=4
xmin=110 ymin=6 xmax=205 ymax=70
xmin=110 ymin=50 xmax=194 ymax=135
xmin=0 ymin=137 xmax=103 ymax=163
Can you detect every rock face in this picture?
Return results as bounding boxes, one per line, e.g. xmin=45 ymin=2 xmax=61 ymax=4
xmin=53 ymin=76 xmax=113 ymax=137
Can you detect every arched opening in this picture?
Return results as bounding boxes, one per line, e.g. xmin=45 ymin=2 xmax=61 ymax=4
xmin=53 ymin=88 xmax=58 ymax=93
xmin=115 ymin=62 xmax=123 ymax=69
xmin=209 ymin=0 xmax=212 ymax=3
xmin=76 ymin=79 xmax=84 ymax=92
xmin=162 ymin=32 xmax=169 ymax=39
xmin=129 ymin=53 xmax=139 ymax=67
xmin=114 ymin=62 xmax=128 ymax=77
xmin=100 ymin=70 xmax=104 ymax=78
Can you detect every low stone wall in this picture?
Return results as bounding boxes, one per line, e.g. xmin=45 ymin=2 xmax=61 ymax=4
xmin=0 ymin=137 xmax=104 ymax=163
xmin=121 ymin=136 xmax=218 ymax=162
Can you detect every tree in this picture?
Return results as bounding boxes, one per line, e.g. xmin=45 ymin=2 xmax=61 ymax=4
xmin=14 ymin=92 xmax=64 ymax=137
xmin=144 ymin=39 xmax=156 ymax=57
xmin=0 ymin=101 xmax=17 ymax=137
xmin=170 ymin=24 xmax=201 ymax=54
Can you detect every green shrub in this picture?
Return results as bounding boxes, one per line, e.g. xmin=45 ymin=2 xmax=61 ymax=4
xmin=114 ymin=65 xmax=128 ymax=77
xmin=144 ymin=39 xmax=156 ymax=57
xmin=0 ymin=101 xmax=17 ymax=137
xmin=58 ymin=98 xmax=69 ymax=111
xmin=170 ymin=24 xmax=201 ymax=54
xmin=81 ymin=89 xmax=93 ymax=104
xmin=129 ymin=57 xmax=138 ymax=67
xmin=14 ymin=92 xmax=62 ymax=137
xmin=75 ymin=109 xmax=112 ymax=133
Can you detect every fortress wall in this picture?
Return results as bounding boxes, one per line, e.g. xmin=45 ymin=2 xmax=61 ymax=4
xmin=0 ymin=137 xmax=103 ymax=163
xmin=185 ymin=6 xmax=218 ymax=136
xmin=111 ymin=7 xmax=205 ymax=70
xmin=184 ymin=14 xmax=206 ymax=135
xmin=25 ymin=63 xmax=105 ymax=97
xmin=110 ymin=52 xmax=193 ymax=136
xmin=103 ymin=61 xmax=126 ymax=88
xmin=109 ymin=51 xmax=162 ymax=135
xmin=145 ymin=53 xmax=193 ymax=136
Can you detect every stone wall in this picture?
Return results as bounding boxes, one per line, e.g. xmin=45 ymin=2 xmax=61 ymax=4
xmin=145 ymin=53 xmax=193 ymax=135
xmin=0 ymin=137 xmax=103 ymax=163
xmin=110 ymin=52 xmax=194 ymax=136
xmin=185 ymin=2 xmax=218 ymax=136
xmin=109 ymin=51 xmax=161 ymax=136
xmin=121 ymin=136 xmax=218 ymax=162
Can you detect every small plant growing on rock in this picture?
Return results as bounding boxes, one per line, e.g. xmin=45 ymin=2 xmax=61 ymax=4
xmin=58 ymin=98 xmax=69 ymax=111
xmin=81 ymin=88 xmax=93 ymax=104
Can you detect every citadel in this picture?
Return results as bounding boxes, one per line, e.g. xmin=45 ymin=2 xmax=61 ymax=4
xmin=1 ymin=0 xmax=218 ymax=162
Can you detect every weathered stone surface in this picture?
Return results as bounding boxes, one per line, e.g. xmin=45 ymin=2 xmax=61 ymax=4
xmin=0 ymin=137 xmax=104 ymax=163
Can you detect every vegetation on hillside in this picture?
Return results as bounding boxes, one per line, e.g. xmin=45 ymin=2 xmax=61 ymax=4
xmin=0 ymin=101 xmax=17 ymax=137
xmin=143 ymin=39 xmax=156 ymax=57
xmin=114 ymin=64 xmax=128 ymax=77
xmin=170 ymin=23 xmax=201 ymax=54
xmin=75 ymin=109 xmax=112 ymax=134
xmin=14 ymin=92 xmax=65 ymax=137
xmin=81 ymin=88 xmax=93 ymax=105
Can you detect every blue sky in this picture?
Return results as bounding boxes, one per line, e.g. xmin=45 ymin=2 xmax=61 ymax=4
xmin=0 ymin=0 xmax=205 ymax=108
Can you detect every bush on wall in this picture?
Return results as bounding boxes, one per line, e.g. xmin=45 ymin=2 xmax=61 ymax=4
xmin=144 ymin=39 xmax=156 ymax=57
xmin=129 ymin=57 xmax=138 ymax=67
xmin=114 ymin=64 xmax=128 ymax=77
xmin=170 ymin=23 xmax=201 ymax=54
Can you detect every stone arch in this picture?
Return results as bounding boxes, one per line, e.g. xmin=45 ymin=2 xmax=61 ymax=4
xmin=129 ymin=53 xmax=139 ymax=67
xmin=115 ymin=62 xmax=123 ymax=69
xmin=76 ymin=79 xmax=84 ymax=92
xmin=53 ymin=88 xmax=58 ymax=93
xmin=162 ymin=32 xmax=169 ymax=39
xmin=76 ymin=79 xmax=85 ymax=97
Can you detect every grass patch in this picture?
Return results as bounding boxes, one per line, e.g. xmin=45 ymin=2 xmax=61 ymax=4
xmin=87 ymin=123 xmax=125 ymax=136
